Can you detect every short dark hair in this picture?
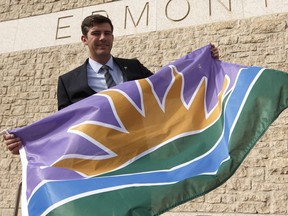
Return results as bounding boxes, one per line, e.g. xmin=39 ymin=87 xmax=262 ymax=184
xmin=81 ymin=14 xmax=114 ymax=36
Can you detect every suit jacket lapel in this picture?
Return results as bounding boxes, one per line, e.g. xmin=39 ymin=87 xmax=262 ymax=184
xmin=113 ymin=57 xmax=130 ymax=81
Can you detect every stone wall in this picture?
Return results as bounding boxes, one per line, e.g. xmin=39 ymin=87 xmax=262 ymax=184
xmin=0 ymin=1 xmax=287 ymax=215
xmin=0 ymin=0 xmax=114 ymax=20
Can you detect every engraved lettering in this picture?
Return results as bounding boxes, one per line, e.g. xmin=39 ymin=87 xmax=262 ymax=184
xmin=165 ymin=0 xmax=190 ymax=22
xmin=92 ymin=10 xmax=109 ymax=17
xmin=55 ymin=15 xmax=73 ymax=40
xmin=209 ymin=0 xmax=231 ymax=16
xmin=124 ymin=2 xmax=149 ymax=29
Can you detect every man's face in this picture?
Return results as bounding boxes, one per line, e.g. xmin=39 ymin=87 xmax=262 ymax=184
xmin=81 ymin=23 xmax=114 ymax=63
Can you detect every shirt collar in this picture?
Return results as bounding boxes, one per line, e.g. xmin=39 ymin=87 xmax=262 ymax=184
xmin=88 ymin=56 xmax=114 ymax=74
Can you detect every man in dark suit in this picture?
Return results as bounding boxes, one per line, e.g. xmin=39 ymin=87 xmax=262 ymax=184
xmin=57 ymin=15 xmax=154 ymax=110
xmin=3 ymin=14 xmax=219 ymax=154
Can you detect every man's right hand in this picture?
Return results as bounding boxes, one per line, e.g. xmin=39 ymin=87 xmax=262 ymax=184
xmin=3 ymin=134 xmax=22 ymax=155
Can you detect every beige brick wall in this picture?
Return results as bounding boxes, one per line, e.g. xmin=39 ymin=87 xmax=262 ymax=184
xmin=0 ymin=1 xmax=287 ymax=216
xmin=0 ymin=0 xmax=114 ymax=21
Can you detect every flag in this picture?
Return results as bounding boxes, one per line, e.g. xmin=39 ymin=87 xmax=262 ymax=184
xmin=11 ymin=45 xmax=288 ymax=216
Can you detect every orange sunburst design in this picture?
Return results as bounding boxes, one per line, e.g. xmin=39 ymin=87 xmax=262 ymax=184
xmin=53 ymin=66 xmax=230 ymax=176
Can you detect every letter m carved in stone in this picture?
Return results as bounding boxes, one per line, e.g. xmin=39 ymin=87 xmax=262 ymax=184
xmin=124 ymin=2 xmax=149 ymax=29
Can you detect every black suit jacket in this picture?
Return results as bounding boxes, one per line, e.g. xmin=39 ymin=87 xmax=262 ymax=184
xmin=57 ymin=57 xmax=153 ymax=110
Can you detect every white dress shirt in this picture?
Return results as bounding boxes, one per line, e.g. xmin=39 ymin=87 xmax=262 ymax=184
xmin=87 ymin=56 xmax=124 ymax=92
